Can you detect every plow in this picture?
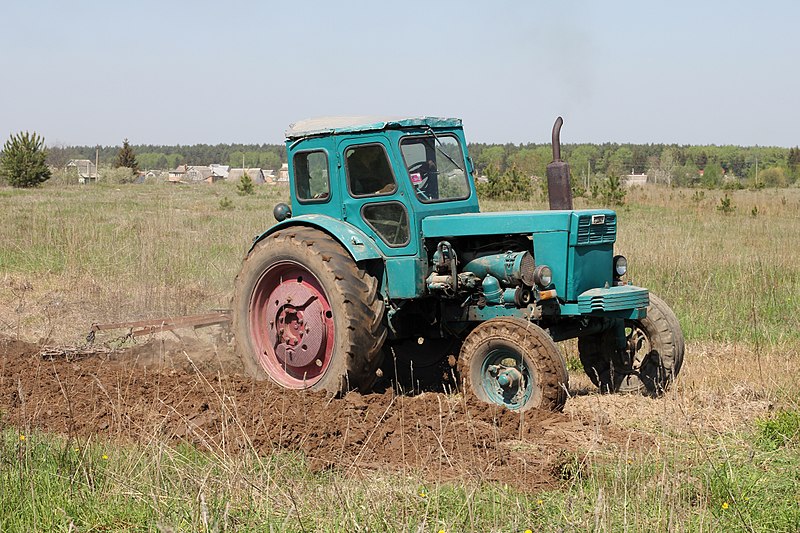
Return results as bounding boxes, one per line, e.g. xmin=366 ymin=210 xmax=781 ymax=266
xmin=86 ymin=311 xmax=232 ymax=342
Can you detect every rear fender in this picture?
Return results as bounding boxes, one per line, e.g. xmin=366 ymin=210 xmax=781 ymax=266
xmin=248 ymin=214 xmax=385 ymax=263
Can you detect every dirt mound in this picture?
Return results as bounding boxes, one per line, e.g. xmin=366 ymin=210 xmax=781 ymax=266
xmin=0 ymin=336 xmax=648 ymax=490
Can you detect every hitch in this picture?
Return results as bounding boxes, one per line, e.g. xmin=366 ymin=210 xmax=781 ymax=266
xmin=87 ymin=310 xmax=231 ymax=343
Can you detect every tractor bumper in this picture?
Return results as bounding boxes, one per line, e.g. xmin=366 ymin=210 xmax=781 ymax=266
xmin=559 ymin=285 xmax=650 ymax=320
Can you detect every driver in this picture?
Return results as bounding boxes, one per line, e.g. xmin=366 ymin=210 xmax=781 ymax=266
xmin=348 ymin=146 xmax=396 ymax=195
xmin=409 ymin=159 xmax=438 ymax=199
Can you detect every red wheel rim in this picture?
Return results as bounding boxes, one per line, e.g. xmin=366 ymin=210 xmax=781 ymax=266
xmin=249 ymin=260 xmax=335 ymax=388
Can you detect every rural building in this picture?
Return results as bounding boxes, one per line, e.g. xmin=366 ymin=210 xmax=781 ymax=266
xmin=66 ymin=159 xmax=98 ymax=184
xmin=623 ymin=172 xmax=648 ymax=187
xmin=277 ymin=163 xmax=290 ymax=184
xmin=168 ymin=165 xmax=187 ymax=182
xmin=168 ymin=164 xmax=229 ymax=184
xmin=229 ymin=168 xmax=266 ymax=185
xmin=210 ymin=164 xmax=230 ymax=179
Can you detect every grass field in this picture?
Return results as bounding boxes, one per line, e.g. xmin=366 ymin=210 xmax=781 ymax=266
xmin=2 ymin=182 xmax=800 ymax=531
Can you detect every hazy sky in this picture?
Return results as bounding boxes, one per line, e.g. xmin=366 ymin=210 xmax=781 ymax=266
xmin=1 ymin=1 xmax=797 ymax=147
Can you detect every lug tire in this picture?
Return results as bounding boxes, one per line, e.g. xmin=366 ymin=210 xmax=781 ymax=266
xmin=232 ymin=227 xmax=386 ymax=393
xmin=458 ymin=317 xmax=568 ymax=412
xmin=578 ymin=293 xmax=684 ymax=396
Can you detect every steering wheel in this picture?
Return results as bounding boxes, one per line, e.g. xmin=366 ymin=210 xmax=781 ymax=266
xmin=408 ymin=161 xmax=427 ymax=174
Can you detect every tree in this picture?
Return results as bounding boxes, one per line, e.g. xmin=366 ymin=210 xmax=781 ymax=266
xmin=478 ymin=165 xmax=531 ymax=200
xmin=237 ymin=171 xmax=255 ymax=195
xmin=114 ymin=138 xmax=139 ymax=172
xmin=476 ymin=145 xmax=506 ymax=175
xmin=646 ymin=148 xmax=678 ymax=186
xmin=599 ymin=175 xmax=626 ymax=206
xmin=758 ymin=167 xmax=788 ymax=188
xmin=701 ymin=162 xmax=723 ymax=188
xmin=0 ymin=131 xmax=52 ymax=188
xmin=788 ymin=147 xmax=800 ymax=182
xmin=606 ymin=146 xmax=634 ymax=178
xmin=507 ymin=146 xmax=550 ymax=179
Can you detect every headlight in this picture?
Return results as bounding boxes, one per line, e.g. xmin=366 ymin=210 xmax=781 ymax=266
xmin=533 ymin=265 xmax=553 ymax=288
xmin=613 ymin=255 xmax=628 ymax=278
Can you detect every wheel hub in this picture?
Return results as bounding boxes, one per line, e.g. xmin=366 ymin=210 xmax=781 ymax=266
xmin=483 ymin=355 xmax=530 ymax=408
xmin=265 ymin=277 xmax=328 ymax=369
xmin=490 ymin=365 xmax=523 ymax=389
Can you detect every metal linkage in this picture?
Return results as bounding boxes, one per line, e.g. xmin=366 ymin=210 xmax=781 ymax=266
xmin=88 ymin=311 xmax=231 ymax=341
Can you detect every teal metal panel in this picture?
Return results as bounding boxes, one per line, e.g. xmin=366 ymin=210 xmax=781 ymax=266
xmin=566 ymin=244 xmax=615 ymax=301
xmin=286 ymin=117 xmax=463 ymax=140
xmin=442 ymin=304 xmax=530 ymax=322
xmin=531 ymin=231 xmax=569 ymax=299
xmin=249 ymin=215 xmax=385 ymax=263
xmin=336 ymin=134 xmax=418 ymax=258
xmin=384 ymin=256 xmax=426 ymax=299
xmin=559 ymin=303 xmax=648 ymax=321
xmin=577 ymin=285 xmax=650 ymax=313
xmin=422 ymin=211 xmax=573 ymax=238
xmin=288 ymin=136 xmax=341 ymax=220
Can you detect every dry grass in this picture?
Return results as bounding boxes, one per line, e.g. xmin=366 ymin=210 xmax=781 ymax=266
xmin=2 ymin=182 xmax=800 ymax=530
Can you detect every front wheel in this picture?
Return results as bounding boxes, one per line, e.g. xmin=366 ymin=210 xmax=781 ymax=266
xmin=578 ymin=293 xmax=684 ymax=395
xmin=458 ymin=318 xmax=568 ymax=412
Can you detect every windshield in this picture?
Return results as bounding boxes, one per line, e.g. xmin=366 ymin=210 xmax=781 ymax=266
xmin=400 ymin=134 xmax=470 ymax=202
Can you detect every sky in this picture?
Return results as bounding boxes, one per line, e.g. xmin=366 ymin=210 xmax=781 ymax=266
xmin=1 ymin=0 xmax=798 ymax=148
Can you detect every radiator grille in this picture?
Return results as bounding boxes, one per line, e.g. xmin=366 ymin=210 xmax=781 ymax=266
xmin=576 ymin=214 xmax=617 ymax=245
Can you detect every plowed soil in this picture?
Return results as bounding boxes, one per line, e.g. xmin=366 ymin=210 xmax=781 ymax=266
xmin=0 ymin=335 xmax=648 ymax=490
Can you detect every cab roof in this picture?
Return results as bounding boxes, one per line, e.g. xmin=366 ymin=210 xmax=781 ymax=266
xmin=285 ymin=116 xmax=462 ymax=140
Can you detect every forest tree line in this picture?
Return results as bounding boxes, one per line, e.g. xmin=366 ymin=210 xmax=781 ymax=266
xmin=44 ymin=141 xmax=800 ymax=189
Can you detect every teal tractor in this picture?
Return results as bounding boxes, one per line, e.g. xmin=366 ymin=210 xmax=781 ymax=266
xmin=232 ymin=116 xmax=684 ymax=411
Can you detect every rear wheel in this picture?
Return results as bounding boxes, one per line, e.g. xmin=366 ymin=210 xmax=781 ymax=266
xmin=578 ymin=293 xmax=684 ymax=395
xmin=458 ymin=318 xmax=568 ymax=412
xmin=233 ymin=227 xmax=386 ymax=393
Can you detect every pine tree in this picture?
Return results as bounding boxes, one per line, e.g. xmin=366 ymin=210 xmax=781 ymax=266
xmin=237 ymin=171 xmax=255 ymax=195
xmin=0 ymin=131 xmax=52 ymax=188
xmin=114 ymin=138 xmax=139 ymax=172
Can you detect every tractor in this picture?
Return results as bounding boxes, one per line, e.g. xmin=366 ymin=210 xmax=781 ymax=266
xmin=232 ymin=116 xmax=684 ymax=411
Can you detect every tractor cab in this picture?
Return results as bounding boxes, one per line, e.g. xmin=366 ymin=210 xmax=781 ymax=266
xmin=284 ymin=117 xmax=479 ymax=259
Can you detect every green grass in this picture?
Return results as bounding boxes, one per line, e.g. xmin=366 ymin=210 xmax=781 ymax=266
xmin=3 ymin=419 xmax=799 ymax=532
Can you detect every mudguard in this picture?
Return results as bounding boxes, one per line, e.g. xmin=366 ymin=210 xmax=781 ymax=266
xmin=248 ymin=214 xmax=385 ymax=263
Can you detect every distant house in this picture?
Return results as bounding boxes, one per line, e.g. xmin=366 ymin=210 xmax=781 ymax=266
xmin=277 ymin=163 xmax=289 ymax=184
xmin=210 ymin=164 xmax=230 ymax=180
xmin=229 ymin=168 xmax=265 ymax=185
xmin=168 ymin=164 xmax=187 ymax=182
xmin=168 ymin=164 xmax=228 ymax=184
xmin=185 ymin=166 xmax=214 ymax=183
xmin=623 ymin=172 xmax=648 ymax=187
xmin=144 ymin=170 xmax=163 ymax=180
xmin=66 ymin=159 xmax=98 ymax=184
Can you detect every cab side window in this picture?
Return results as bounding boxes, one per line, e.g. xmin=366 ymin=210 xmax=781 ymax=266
xmin=294 ymin=151 xmax=330 ymax=202
xmin=362 ymin=202 xmax=410 ymax=247
xmin=345 ymin=144 xmax=397 ymax=197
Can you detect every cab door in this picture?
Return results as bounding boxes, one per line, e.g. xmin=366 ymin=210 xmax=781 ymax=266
xmin=336 ymin=135 xmax=418 ymax=258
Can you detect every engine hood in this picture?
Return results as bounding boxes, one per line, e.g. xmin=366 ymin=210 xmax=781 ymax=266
xmin=421 ymin=209 xmax=612 ymax=238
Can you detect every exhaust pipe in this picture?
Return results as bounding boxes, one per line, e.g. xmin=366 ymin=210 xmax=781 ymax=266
xmin=546 ymin=116 xmax=573 ymax=210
